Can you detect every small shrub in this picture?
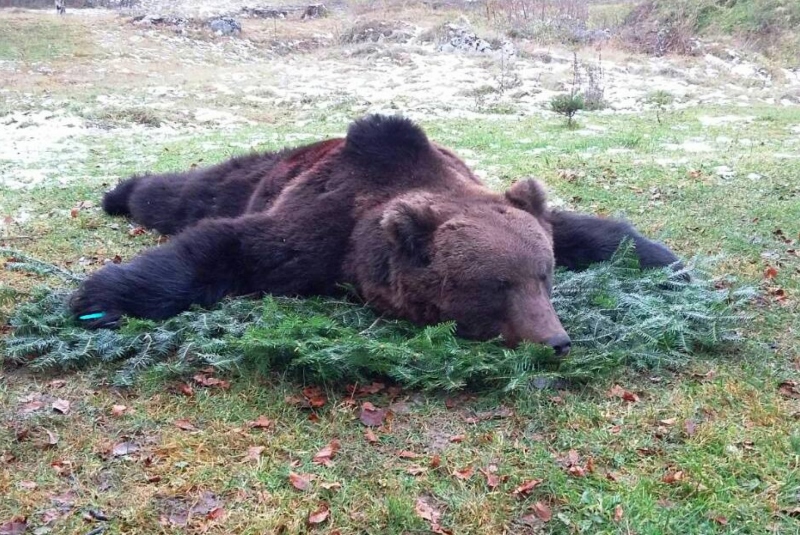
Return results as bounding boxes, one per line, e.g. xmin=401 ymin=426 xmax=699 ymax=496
xmin=550 ymin=93 xmax=585 ymax=126
xmin=646 ymin=89 xmax=675 ymax=124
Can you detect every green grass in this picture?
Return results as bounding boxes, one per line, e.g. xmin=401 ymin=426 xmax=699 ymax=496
xmin=0 ymin=16 xmax=89 ymax=62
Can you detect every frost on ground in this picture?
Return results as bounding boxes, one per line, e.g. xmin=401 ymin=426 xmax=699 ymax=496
xmin=1 ymin=6 xmax=799 ymax=191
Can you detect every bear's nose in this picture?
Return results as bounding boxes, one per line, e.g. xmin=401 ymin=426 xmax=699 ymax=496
xmin=545 ymin=334 xmax=571 ymax=357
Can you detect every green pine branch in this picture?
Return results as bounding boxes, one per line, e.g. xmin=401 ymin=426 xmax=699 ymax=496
xmin=0 ymin=242 xmax=755 ymax=391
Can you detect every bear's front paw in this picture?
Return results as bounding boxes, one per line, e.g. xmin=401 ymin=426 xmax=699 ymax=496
xmin=69 ymin=280 xmax=124 ymax=329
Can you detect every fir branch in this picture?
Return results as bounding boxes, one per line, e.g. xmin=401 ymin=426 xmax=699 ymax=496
xmin=0 ymin=245 xmax=755 ymax=391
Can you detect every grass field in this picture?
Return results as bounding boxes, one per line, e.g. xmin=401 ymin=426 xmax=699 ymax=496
xmin=1 ymin=6 xmax=799 ymax=534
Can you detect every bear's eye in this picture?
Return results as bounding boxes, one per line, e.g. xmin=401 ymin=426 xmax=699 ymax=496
xmin=489 ymin=279 xmax=512 ymax=291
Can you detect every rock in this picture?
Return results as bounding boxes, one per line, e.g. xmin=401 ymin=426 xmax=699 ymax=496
xmin=301 ymin=4 xmax=327 ymax=20
xmin=437 ymin=23 xmax=516 ymax=60
xmin=209 ymin=17 xmax=242 ymax=36
xmin=241 ymin=6 xmax=288 ymax=19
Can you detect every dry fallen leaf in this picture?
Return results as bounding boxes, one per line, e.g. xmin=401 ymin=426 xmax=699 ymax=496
xmin=112 ymin=441 xmax=139 ymax=457
xmin=614 ymin=504 xmax=624 ymax=522
xmin=406 ymin=464 xmax=427 ymax=476
xmin=430 ymin=454 xmax=441 ymax=469
xmin=20 ymin=400 xmax=45 ymax=414
xmin=244 ymin=446 xmax=265 ymax=462
xmin=609 ymin=385 xmax=639 ymax=402
xmin=415 ymin=497 xmax=440 ymax=523
xmin=659 ymin=418 xmax=677 ymax=426
xmin=111 ymin=405 xmax=128 ymax=417
xmin=530 ymin=502 xmax=552 ymax=522
xmin=359 ymin=402 xmax=386 ymax=427
xmin=320 ymin=481 xmax=341 ymax=490
xmin=289 ymin=472 xmax=313 ymax=492
xmin=302 ymin=386 xmax=327 ymax=408
xmin=764 ymin=266 xmax=779 ymax=279
xmin=662 ymin=470 xmax=685 ymax=484
xmin=481 ymin=468 xmax=501 ymax=489
xmin=513 ymin=479 xmax=542 ymax=496
xmin=174 ymin=419 xmax=197 ymax=431
xmin=44 ymin=429 xmax=59 ymax=446
xmin=364 ymin=428 xmax=379 ymax=444
xmin=249 ymin=415 xmax=273 ymax=429
xmin=308 ymin=503 xmax=330 ymax=525
xmin=206 ymin=507 xmax=225 ymax=521
xmin=453 ymin=466 xmax=474 ymax=480
xmin=449 ymin=434 xmax=465 ymax=443
xmin=179 ymin=383 xmax=194 ymax=397
xmin=313 ymin=439 xmax=340 ymax=467
xmin=778 ymin=380 xmax=800 ymax=399
xmin=684 ymin=419 xmax=697 ymax=436
xmin=398 ymin=450 xmax=420 ymax=459
xmin=0 ymin=517 xmax=27 ymax=535
xmin=193 ymin=374 xmax=230 ymax=390
xmin=18 ymin=481 xmax=37 ymax=490
xmin=52 ymin=399 xmax=71 ymax=414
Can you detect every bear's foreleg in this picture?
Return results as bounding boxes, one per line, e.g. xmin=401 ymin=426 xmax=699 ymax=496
xmin=70 ymin=214 xmax=297 ymax=328
xmin=550 ymin=211 xmax=682 ymax=271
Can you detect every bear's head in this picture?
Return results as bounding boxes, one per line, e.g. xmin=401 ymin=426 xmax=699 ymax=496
xmin=381 ymin=178 xmax=571 ymax=356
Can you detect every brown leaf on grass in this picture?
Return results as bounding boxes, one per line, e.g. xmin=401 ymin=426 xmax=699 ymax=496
xmin=530 ymin=502 xmax=552 ymax=522
xmin=778 ymin=380 xmax=800 ymax=399
xmin=662 ymin=470 xmax=685 ymax=484
xmin=0 ymin=517 xmax=27 ymax=535
xmin=710 ymin=514 xmax=728 ymax=525
xmin=398 ymin=450 xmax=420 ymax=459
xmin=684 ymin=419 xmax=697 ymax=436
xmin=320 ymin=481 xmax=341 ymax=490
xmin=350 ymin=382 xmax=385 ymax=396
xmin=449 ymin=434 xmax=465 ymax=443
xmin=313 ymin=440 xmax=340 ymax=467
xmin=765 ymin=266 xmax=779 ymax=279
xmin=112 ymin=441 xmax=139 ymax=457
xmin=207 ymin=507 xmax=225 ymax=521
xmin=781 ymin=507 xmax=800 ymax=517
xmin=567 ymin=465 xmax=586 ymax=477
xmin=48 ymin=379 xmax=66 ymax=388
xmin=606 ymin=471 xmax=621 ymax=482
xmin=659 ymin=418 xmax=677 ymax=426
xmin=430 ymin=454 xmax=441 ymax=469
xmin=364 ymin=428 xmax=379 ymax=444
xmin=128 ymin=226 xmax=146 ymax=237
xmin=415 ymin=496 xmax=441 ymax=523
xmin=244 ymin=446 xmax=265 ymax=462
xmin=111 ymin=404 xmax=128 ymax=417
xmin=513 ymin=479 xmax=542 ymax=496
xmin=44 ymin=429 xmax=58 ymax=446
xmin=614 ymin=504 xmax=624 ymax=522
xmin=1 ymin=453 xmax=16 ymax=464
xmin=406 ymin=464 xmax=427 ymax=476
xmin=359 ymin=402 xmax=386 ymax=427
xmin=193 ymin=374 xmax=230 ymax=390
xmin=179 ymin=383 xmax=194 ymax=397
xmin=50 ymin=459 xmax=72 ymax=476
xmin=249 ymin=415 xmax=273 ymax=429
xmin=480 ymin=466 xmax=502 ymax=489
xmin=453 ymin=466 xmax=474 ymax=480
xmin=308 ymin=503 xmax=330 ymax=525
xmin=20 ymin=400 xmax=44 ymax=414
xmin=174 ymin=419 xmax=197 ymax=431
xmin=289 ymin=472 xmax=313 ymax=491
xmin=608 ymin=385 xmax=639 ymax=402
xmin=302 ymin=386 xmax=327 ymax=408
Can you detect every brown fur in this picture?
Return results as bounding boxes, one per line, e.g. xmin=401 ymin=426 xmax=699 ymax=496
xmin=72 ymin=115 xmax=681 ymax=355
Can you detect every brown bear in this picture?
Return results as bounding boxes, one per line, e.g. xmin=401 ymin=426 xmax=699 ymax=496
xmin=71 ymin=115 xmax=681 ymax=356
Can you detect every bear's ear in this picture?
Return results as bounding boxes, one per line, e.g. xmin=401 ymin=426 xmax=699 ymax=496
xmin=381 ymin=195 xmax=441 ymax=265
xmin=505 ymin=178 xmax=548 ymax=217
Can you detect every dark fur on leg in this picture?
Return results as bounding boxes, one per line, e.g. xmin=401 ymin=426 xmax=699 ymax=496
xmin=550 ymin=211 xmax=682 ymax=271
xmin=102 ymin=151 xmax=285 ymax=235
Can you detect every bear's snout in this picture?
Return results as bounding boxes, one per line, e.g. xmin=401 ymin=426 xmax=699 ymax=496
xmin=502 ymin=290 xmax=570 ymax=357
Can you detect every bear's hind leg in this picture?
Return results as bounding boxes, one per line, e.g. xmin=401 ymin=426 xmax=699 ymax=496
xmin=550 ymin=211 xmax=682 ymax=271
